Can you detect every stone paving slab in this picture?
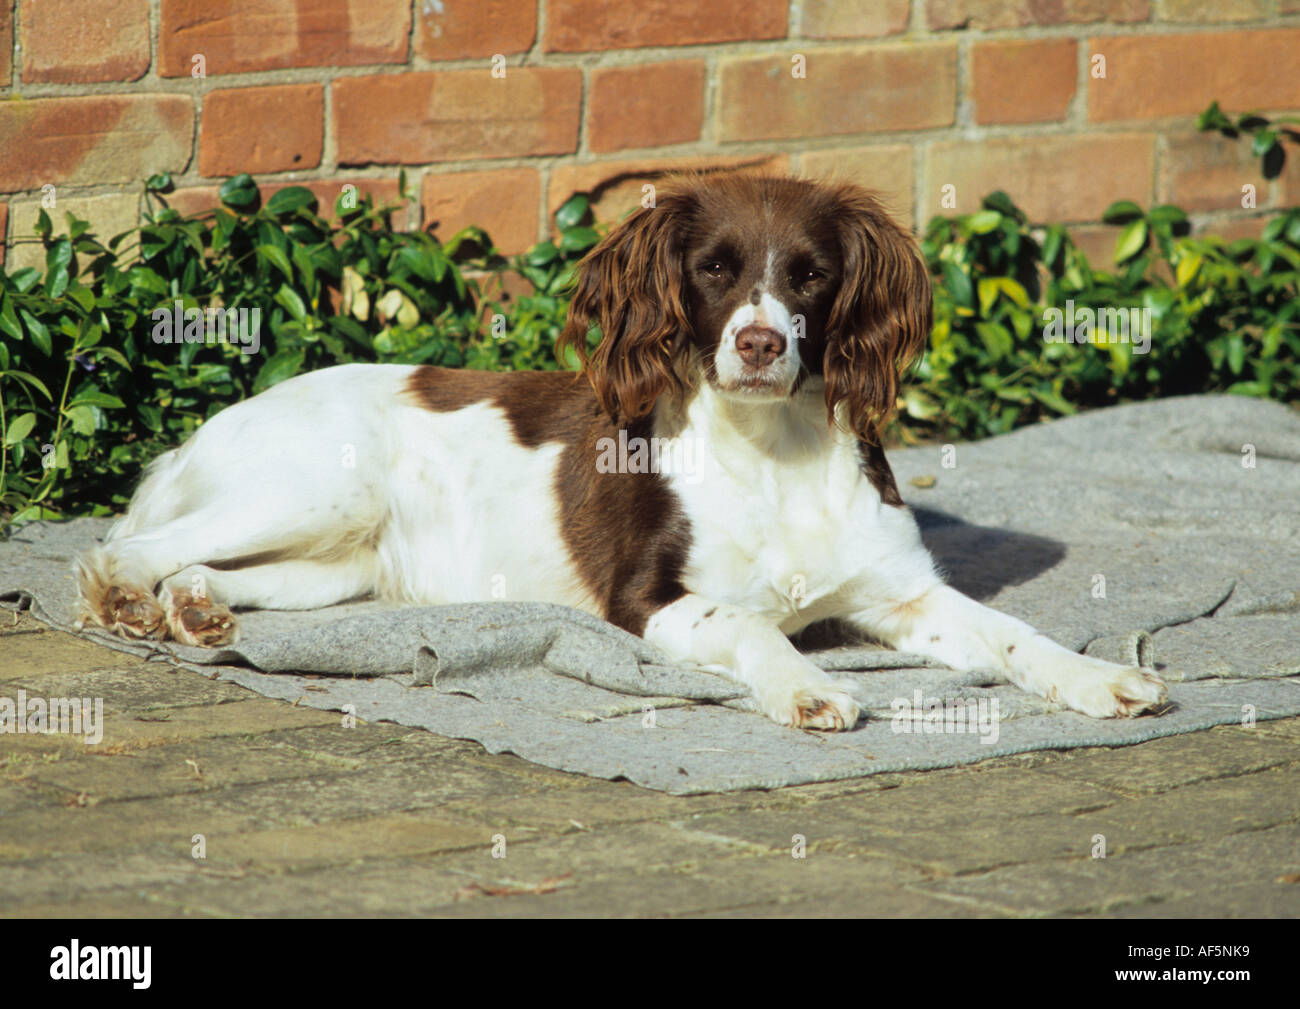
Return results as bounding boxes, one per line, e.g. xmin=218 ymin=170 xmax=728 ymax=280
xmin=2 ymin=610 xmax=1298 ymax=917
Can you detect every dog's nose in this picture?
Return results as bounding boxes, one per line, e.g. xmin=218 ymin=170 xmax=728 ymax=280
xmin=734 ymin=325 xmax=787 ymax=366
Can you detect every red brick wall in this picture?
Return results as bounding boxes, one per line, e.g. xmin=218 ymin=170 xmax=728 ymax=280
xmin=2 ymin=0 xmax=1298 ymax=272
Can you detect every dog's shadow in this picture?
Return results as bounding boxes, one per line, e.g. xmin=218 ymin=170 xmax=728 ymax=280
xmin=793 ymin=506 xmax=1066 ymax=649
xmin=911 ymin=506 xmax=1066 ymax=602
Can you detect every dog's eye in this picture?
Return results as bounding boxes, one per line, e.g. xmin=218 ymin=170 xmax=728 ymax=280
xmin=700 ymin=261 xmax=728 ymax=277
xmin=793 ymin=269 xmax=825 ymax=287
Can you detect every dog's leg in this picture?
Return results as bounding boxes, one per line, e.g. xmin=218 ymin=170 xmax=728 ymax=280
xmin=645 ymin=594 xmax=860 ymax=730
xmin=77 ymin=497 xmax=376 ymax=642
xmin=848 ymin=584 xmax=1167 ymax=717
xmin=156 ymin=557 xmax=380 ymax=647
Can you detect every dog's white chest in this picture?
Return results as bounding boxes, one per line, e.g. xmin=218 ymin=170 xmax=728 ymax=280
xmin=669 ymin=430 xmax=876 ymax=623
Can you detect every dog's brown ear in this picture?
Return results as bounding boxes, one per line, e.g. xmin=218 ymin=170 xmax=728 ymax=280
xmin=822 ymin=186 xmax=931 ymax=443
xmin=558 ymin=192 xmax=694 ymax=423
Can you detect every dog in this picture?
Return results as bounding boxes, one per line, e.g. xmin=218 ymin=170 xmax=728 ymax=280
xmin=75 ymin=173 xmax=1167 ymax=730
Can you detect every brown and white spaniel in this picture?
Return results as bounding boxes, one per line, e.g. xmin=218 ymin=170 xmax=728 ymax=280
xmin=76 ymin=173 xmax=1167 ymax=729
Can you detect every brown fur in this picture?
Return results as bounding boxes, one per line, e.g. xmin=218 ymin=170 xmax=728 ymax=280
xmin=404 ymin=367 xmax=691 ymax=635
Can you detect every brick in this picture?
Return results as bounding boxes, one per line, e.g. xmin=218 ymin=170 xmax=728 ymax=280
xmin=20 ymin=0 xmax=149 ymax=84
xmin=334 ymin=68 xmax=580 ymax=165
xmin=1156 ymin=0 xmax=1271 ymax=20
xmin=545 ymin=0 xmax=786 ymax=52
xmin=158 ymin=0 xmax=409 ymax=77
xmin=6 ymin=193 xmax=140 ymax=274
xmin=1089 ymin=30 xmax=1300 ymax=121
xmin=799 ymin=145 xmax=914 ymax=230
xmin=547 ymin=155 xmax=790 ymax=227
xmin=415 ymin=0 xmax=536 ymax=60
xmin=922 ymin=133 xmax=1156 ymax=223
xmin=1158 ymin=131 xmax=1281 ymax=213
xmin=1 ymin=2 xmax=15 ymax=84
xmin=1282 ymin=0 xmax=1300 ymax=12
xmin=588 ymin=61 xmax=705 ymax=154
xmin=972 ymin=39 xmax=1077 ymax=124
xmin=421 ymin=167 xmax=540 ymax=255
xmin=929 ymin=0 xmax=1149 ymax=29
xmin=0 ymin=95 xmax=193 ymax=194
xmin=801 ymin=0 xmax=910 ymax=38
xmin=716 ymin=45 xmax=956 ymax=142
xmin=199 ymin=84 xmax=323 ymax=177
xmin=1200 ymin=216 xmax=1274 ymax=242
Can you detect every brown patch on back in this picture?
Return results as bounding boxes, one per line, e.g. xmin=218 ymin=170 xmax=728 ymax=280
xmin=403 ymin=367 xmax=692 ymax=634
xmin=858 ymin=434 xmax=903 ymax=507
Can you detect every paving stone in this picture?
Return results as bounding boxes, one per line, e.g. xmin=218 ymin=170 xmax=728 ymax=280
xmin=1081 ymin=879 xmax=1300 ymax=918
xmin=140 ymin=823 xmax=755 ymax=916
xmin=6 ymin=663 xmax=251 ymax=710
xmin=0 ymin=895 xmax=199 ymax=918
xmin=0 ymin=846 xmax=215 ymax=904
xmin=918 ymin=823 xmax=1300 ymax=916
xmin=206 ymin=813 xmax=489 ymax=869
xmin=20 ymin=734 xmax=346 ymax=802
xmin=669 ymin=764 xmax=1126 ymax=874
xmin=1071 ymin=766 xmax=1300 ymax=853
xmin=1031 ymin=726 xmax=1300 ymax=795
xmin=1253 ymin=716 xmax=1300 ymax=741
xmin=0 ymin=793 xmax=271 ymax=860
xmin=0 ymin=620 xmax=140 ymax=677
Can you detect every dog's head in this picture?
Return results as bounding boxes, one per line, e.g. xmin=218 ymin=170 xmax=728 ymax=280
xmin=559 ymin=173 xmax=931 ymax=440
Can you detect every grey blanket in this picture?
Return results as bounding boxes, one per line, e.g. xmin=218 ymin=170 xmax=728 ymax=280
xmin=3 ymin=394 xmax=1299 ymax=794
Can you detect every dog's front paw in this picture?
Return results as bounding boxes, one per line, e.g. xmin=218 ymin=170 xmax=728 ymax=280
xmin=758 ymin=677 xmax=861 ymax=731
xmin=1061 ymin=661 xmax=1168 ymax=718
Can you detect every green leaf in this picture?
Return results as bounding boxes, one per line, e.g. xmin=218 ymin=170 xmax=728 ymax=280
xmin=1175 ymin=253 xmax=1202 ymax=287
xmin=35 ymin=209 xmax=53 ymax=239
xmin=980 ymin=191 xmax=1023 ymax=221
xmin=274 ymin=284 xmax=307 ymax=322
xmin=1113 ymin=219 xmax=1148 ymax=263
xmin=526 ymin=241 xmax=559 ymax=267
xmin=219 ymin=173 xmax=259 ymax=209
xmin=1252 ymin=130 xmax=1278 ymax=156
xmin=941 ymin=261 xmax=973 ymax=308
xmin=146 ymin=172 xmax=174 ymax=192
xmin=4 ymin=412 xmax=36 ymax=446
xmin=555 ymin=194 xmax=590 ymax=231
xmin=253 ymin=349 xmax=305 ymax=392
xmin=977 ymin=277 xmax=999 ymax=316
xmin=68 ymin=390 xmax=125 ymax=410
xmin=256 ymin=244 xmax=295 ymax=282
xmin=1030 ymin=387 xmax=1076 ymax=416
xmin=65 ymin=404 xmax=97 ymax=435
xmin=1 ymin=370 xmax=53 ymax=400
xmin=1225 ymin=333 xmax=1245 ymax=375
xmin=0 ymin=296 xmax=23 ymax=340
xmin=974 ymin=321 xmax=1012 ymax=360
xmin=559 ymin=227 xmax=600 ymax=253
xmin=45 ymin=238 xmax=73 ymax=298
xmin=19 ymin=310 xmax=52 ymax=356
xmin=1102 ymin=200 xmax=1144 ymax=225
xmin=10 ymin=268 xmax=41 ymax=293
xmin=967 ymin=210 xmax=1001 ymax=234
xmin=266 ymin=186 xmax=317 ymax=216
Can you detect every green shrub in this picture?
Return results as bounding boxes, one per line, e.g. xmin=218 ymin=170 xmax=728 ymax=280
xmin=908 ymin=194 xmax=1300 ymax=442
